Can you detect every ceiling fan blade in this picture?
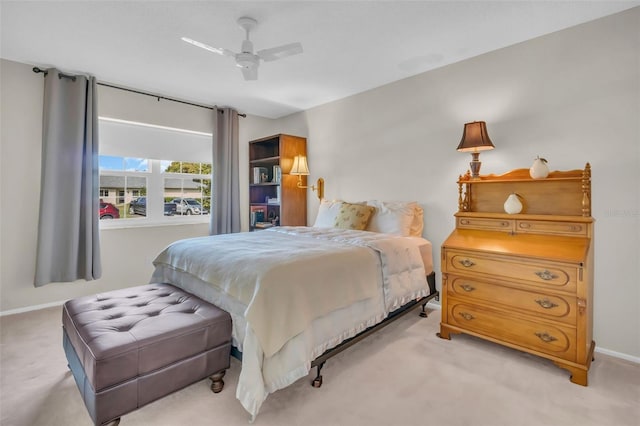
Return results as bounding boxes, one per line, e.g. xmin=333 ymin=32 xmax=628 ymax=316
xmin=257 ymin=42 xmax=303 ymax=62
xmin=241 ymin=66 xmax=258 ymax=81
xmin=181 ymin=37 xmax=236 ymax=57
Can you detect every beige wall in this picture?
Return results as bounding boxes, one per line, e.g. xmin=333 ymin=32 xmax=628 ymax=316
xmin=274 ymin=9 xmax=640 ymax=358
xmin=1 ymin=8 xmax=638 ymax=359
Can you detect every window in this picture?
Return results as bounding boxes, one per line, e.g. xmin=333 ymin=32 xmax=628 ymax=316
xmin=98 ymin=118 xmax=212 ymax=226
xmin=162 ymin=162 xmax=212 ymax=216
xmin=99 ymin=172 xmax=147 ymax=219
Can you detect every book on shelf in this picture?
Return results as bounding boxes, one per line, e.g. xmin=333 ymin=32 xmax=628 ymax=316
xmin=272 ymin=165 xmax=282 ymax=183
xmin=250 ymin=208 xmax=265 ymax=226
xmin=254 ymin=222 xmax=274 ymax=228
xmin=253 ymin=167 xmax=268 ymax=184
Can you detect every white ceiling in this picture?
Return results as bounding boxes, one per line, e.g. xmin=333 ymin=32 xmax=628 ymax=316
xmin=2 ymin=1 xmax=638 ymax=119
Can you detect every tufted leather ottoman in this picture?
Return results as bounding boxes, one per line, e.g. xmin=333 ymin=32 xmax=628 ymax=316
xmin=62 ymin=283 xmax=232 ymax=426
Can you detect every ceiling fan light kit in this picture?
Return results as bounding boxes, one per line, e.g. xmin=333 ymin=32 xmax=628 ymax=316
xmin=182 ymin=16 xmax=303 ymax=81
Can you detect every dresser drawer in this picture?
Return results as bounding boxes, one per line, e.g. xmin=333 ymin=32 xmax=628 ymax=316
xmin=516 ymin=220 xmax=588 ymax=237
xmin=445 ymin=250 xmax=577 ymax=293
xmin=457 ymin=217 xmax=512 ymax=232
xmin=448 ymin=275 xmax=576 ymax=325
xmin=448 ymin=300 xmax=576 ymax=361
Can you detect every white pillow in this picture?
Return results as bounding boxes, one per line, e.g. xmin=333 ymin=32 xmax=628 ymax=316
xmin=313 ymin=199 xmax=345 ymax=227
xmin=366 ymin=200 xmax=424 ymax=237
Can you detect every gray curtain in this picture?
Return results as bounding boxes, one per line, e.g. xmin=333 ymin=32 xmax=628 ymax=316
xmin=210 ymin=107 xmax=241 ymax=235
xmin=34 ymin=69 xmax=101 ymax=287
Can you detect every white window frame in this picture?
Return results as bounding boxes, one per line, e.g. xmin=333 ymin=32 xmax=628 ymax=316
xmin=98 ymin=117 xmax=212 ymax=229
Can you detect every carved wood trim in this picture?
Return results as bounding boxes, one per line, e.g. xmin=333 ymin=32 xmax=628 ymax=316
xmin=582 ymin=163 xmax=591 ymax=217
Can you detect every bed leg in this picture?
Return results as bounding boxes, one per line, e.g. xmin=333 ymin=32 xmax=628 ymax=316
xmin=209 ymin=370 xmax=226 ymax=393
xmin=311 ymin=362 xmax=324 ymax=388
xmin=419 ymin=302 xmax=428 ymax=318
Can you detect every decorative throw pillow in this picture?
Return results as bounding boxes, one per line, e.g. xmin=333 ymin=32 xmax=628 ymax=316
xmin=334 ymin=203 xmax=375 ymax=230
xmin=409 ymin=205 xmax=424 ymax=237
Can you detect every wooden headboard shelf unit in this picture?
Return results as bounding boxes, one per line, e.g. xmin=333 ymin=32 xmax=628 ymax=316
xmin=457 ymin=164 xmax=591 ymax=217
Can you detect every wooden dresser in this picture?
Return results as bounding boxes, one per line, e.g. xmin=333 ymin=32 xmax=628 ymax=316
xmin=439 ymin=164 xmax=595 ymax=385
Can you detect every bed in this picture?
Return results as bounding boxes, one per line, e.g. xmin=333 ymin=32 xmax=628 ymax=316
xmin=150 ymin=200 xmax=437 ymax=420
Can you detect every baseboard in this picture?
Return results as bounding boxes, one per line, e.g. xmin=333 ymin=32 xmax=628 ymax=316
xmin=594 ymin=346 xmax=640 ymax=364
xmin=426 ymin=300 xmax=441 ymax=310
xmin=3 ymin=298 xmax=639 ymax=365
xmin=0 ymin=299 xmax=65 ymax=317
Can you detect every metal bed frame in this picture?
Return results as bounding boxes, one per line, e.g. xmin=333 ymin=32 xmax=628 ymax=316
xmin=309 ymin=271 xmax=437 ymax=387
xmin=231 ymin=271 xmax=438 ymax=387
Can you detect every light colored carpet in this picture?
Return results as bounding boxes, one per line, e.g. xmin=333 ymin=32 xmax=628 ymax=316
xmin=1 ymin=305 xmax=638 ymax=426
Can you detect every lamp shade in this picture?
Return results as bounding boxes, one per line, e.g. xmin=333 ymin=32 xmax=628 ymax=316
xmin=456 ymin=121 xmax=495 ymax=152
xmin=290 ymin=155 xmax=310 ymax=175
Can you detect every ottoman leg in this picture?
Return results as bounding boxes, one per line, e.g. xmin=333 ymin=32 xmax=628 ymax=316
xmin=209 ymin=370 xmax=226 ymax=393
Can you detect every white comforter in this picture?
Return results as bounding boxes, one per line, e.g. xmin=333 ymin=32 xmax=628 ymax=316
xmin=151 ymin=227 xmax=430 ymax=419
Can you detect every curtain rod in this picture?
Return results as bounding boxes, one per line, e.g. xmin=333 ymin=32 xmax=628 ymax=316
xmin=32 ymin=67 xmax=246 ymax=117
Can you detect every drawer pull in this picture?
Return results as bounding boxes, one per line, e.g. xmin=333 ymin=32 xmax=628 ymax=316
xmin=460 ymin=284 xmax=476 ymax=292
xmin=535 ymin=299 xmax=559 ymax=309
xmin=535 ymin=332 xmax=558 ymax=343
xmin=459 ymin=312 xmax=475 ymax=321
xmin=519 ymin=222 xmax=531 ymax=229
xmin=459 ymin=259 xmax=476 ymax=268
xmin=535 ymin=270 xmax=558 ymax=281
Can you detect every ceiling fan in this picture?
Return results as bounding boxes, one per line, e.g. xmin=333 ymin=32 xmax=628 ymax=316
xmin=182 ymin=16 xmax=303 ymax=81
